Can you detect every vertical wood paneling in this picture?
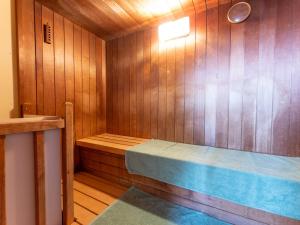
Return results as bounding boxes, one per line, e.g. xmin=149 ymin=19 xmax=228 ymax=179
xmin=117 ymin=38 xmax=125 ymax=134
xmin=205 ymin=6 xmax=218 ymax=146
xmin=228 ymin=0 xmax=245 ymax=150
xmin=82 ymin=29 xmax=91 ymax=137
xmin=241 ymin=0 xmax=259 ymax=151
xmin=42 ymin=6 xmax=55 ymax=115
xmin=158 ymin=37 xmax=167 ymax=140
xmin=35 ymin=1 xmax=44 ymax=115
xmin=193 ymin=10 xmax=206 ymax=145
xmin=89 ymin=34 xmax=97 ymax=135
xmin=136 ymin=32 xmax=144 ymax=137
xmin=106 ymin=0 xmax=300 ymax=156
xmin=129 ymin=33 xmax=137 ymax=137
xmin=215 ymin=1 xmax=230 ymax=148
xmin=17 ymin=0 xmax=37 ymax=115
xmin=106 ymin=41 xmax=113 ymax=133
xmin=256 ymin=0 xmax=277 ymax=154
xmin=123 ymin=35 xmax=131 ymax=136
xmin=74 ymin=25 xmax=83 ymax=139
xmin=112 ymin=40 xmax=119 ymax=133
xmin=166 ymin=41 xmax=176 ymax=141
xmin=143 ymin=31 xmax=151 ymax=138
xmin=54 ymin=12 xmax=66 ymax=117
xmin=64 ymin=19 xmax=74 ymax=104
xmin=20 ymin=2 xmax=106 ymax=140
xmin=150 ymin=29 xmax=159 ymax=139
xmin=271 ymin=0 xmax=292 ymax=156
xmin=96 ymin=39 xmax=106 ymax=133
xmin=174 ymin=38 xmax=185 ymax=143
xmin=184 ymin=13 xmax=195 ymax=144
xmin=290 ymin=0 xmax=300 ymax=156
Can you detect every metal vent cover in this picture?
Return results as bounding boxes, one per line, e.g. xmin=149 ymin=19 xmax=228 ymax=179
xmin=43 ymin=23 xmax=52 ymax=44
xmin=227 ymin=2 xmax=251 ymax=24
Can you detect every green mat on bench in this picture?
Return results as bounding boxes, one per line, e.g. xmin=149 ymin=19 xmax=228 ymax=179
xmin=90 ymin=187 xmax=231 ymax=225
xmin=126 ymin=140 xmax=300 ymax=221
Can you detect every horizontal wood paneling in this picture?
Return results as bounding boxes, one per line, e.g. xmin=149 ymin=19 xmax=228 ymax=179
xmin=32 ymin=2 xmax=106 ymax=139
xmin=106 ymin=0 xmax=300 ymax=156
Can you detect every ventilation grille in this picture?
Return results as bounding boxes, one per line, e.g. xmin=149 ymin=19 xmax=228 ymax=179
xmin=43 ymin=23 xmax=52 ymax=44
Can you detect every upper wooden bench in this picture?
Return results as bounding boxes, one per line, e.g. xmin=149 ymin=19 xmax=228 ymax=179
xmin=76 ymin=133 xmax=148 ymax=155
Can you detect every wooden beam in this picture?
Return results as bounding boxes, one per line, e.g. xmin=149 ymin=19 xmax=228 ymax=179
xmin=62 ymin=102 xmax=74 ymax=225
xmin=34 ymin=131 xmax=46 ymax=225
xmin=0 ymin=136 xmax=5 ymax=225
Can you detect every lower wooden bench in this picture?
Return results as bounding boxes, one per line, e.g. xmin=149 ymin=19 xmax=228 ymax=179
xmin=76 ymin=133 xmax=298 ymax=225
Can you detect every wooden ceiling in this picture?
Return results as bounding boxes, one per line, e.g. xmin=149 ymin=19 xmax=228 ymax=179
xmin=37 ymin=0 xmax=222 ymax=40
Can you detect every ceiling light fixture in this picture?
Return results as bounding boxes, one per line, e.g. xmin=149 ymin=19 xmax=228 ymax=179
xmin=158 ymin=17 xmax=190 ymax=42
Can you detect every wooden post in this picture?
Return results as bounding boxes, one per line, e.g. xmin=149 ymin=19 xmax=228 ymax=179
xmin=0 ymin=136 xmax=5 ymax=225
xmin=62 ymin=102 xmax=74 ymax=225
xmin=34 ymin=131 xmax=46 ymax=225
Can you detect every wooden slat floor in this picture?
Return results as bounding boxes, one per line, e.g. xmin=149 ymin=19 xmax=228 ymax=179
xmin=71 ymin=172 xmax=128 ymax=225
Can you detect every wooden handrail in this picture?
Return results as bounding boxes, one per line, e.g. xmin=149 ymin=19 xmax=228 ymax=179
xmin=0 ymin=117 xmax=64 ymax=135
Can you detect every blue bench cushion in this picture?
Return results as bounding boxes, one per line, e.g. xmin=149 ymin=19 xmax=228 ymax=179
xmin=125 ymin=140 xmax=300 ymax=220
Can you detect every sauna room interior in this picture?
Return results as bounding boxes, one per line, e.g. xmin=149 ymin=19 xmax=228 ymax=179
xmin=0 ymin=0 xmax=299 ymax=224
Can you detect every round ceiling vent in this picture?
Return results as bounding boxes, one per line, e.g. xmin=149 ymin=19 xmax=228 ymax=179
xmin=227 ymin=2 xmax=251 ymax=24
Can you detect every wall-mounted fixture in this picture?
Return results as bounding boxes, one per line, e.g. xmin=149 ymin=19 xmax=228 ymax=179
xmin=227 ymin=2 xmax=251 ymax=24
xmin=158 ymin=17 xmax=190 ymax=42
xmin=43 ymin=23 xmax=52 ymax=44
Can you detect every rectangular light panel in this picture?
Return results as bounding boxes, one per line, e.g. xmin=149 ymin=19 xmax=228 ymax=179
xmin=159 ymin=17 xmax=190 ymax=41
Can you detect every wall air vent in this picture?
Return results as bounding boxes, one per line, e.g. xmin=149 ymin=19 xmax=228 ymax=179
xmin=43 ymin=23 xmax=52 ymax=44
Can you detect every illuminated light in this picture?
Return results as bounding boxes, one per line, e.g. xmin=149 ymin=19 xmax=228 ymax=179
xmin=159 ymin=17 xmax=190 ymax=42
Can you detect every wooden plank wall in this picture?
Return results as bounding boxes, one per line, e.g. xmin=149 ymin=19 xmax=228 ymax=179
xmin=34 ymin=1 xmax=106 ymax=139
xmin=18 ymin=0 xmax=106 ymax=140
xmin=106 ymin=0 xmax=300 ymax=157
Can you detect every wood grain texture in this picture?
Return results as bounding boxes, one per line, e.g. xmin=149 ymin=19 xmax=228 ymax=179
xmin=30 ymin=2 xmax=106 ymax=140
xmin=35 ymin=1 xmax=44 ymax=115
xmin=42 ymin=6 xmax=56 ymax=115
xmin=74 ymin=24 xmax=83 ymax=139
xmin=82 ymin=29 xmax=91 ymax=137
xmin=106 ymin=0 xmax=300 ymax=156
xmin=54 ymin=12 xmax=66 ymax=117
xmin=0 ymin=136 xmax=5 ymax=225
xmin=72 ymin=172 xmax=128 ymax=225
xmin=64 ymin=19 xmax=75 ymax=104
xmin=36 ymin=0 xmax=215 ymax=40
xmin=62 ymin=103 xmax=74 ymax=225
xmin=34 ymin=131 xmax=46 ymax=225
xmin=0 ymin=117 xmax=64 ymax=135
xmin=17 ymin=0 xmax=37 ymax=115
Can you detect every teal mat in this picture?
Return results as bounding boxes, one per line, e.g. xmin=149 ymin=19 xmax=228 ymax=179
xmin=91 ymin=187 xmax=230 ymax=225
xmin=126 ymin=140 xmax=300 ymax=220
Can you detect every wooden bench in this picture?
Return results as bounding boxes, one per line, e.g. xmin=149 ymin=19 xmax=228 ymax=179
xmin=76 ymin=133 xmax=148 ymax=156
xmin=76 ymin=133 xmax=299 ymax=225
